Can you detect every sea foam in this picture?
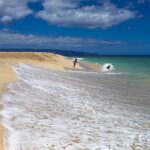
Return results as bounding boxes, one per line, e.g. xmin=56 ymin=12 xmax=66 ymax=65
xmin=102 ymin=63 xmax=114 ymax=72
xmin=1 ymin=64 xmax=150 ymax=150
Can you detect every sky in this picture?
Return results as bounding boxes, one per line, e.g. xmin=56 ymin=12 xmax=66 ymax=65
xmin=0 ymin=0 xmax=150 ymax=55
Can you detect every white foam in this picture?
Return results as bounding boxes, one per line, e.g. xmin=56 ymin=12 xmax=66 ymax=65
xmin=1 ymin=64 xmax=150 ymax=150
xmin=2 ymin=109 xmax=20 ymax=150
xmin=102 ymin=72 xmax=123 ymax=75
xmin=77 ymin=57 xmax=84 ymax=61
xmin=102 ymin=63 xmax=115 ymax=71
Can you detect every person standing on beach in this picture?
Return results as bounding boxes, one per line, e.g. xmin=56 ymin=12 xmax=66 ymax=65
xmin=73 ymin=58 xmax=78 ymax=67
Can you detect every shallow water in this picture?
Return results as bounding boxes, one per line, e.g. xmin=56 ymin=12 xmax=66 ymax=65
xmin=82 ymin=56 xmax=150 ymax=79
xmin=2 ymin=64 xmax=150 ymax=150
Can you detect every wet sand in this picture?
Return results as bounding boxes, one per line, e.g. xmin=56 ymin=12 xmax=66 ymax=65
xmin=0 ymin=64 xmax=19 ymax=150
xmin=78 ymin=61 xmax=101 ymax=71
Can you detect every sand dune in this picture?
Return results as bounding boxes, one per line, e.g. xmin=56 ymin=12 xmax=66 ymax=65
xmin=0 ymin=52 xmax=81 ymax=70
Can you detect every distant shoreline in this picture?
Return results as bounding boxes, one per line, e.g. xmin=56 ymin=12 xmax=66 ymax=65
xmin=0 ymin=49 xmax=149 ymax=57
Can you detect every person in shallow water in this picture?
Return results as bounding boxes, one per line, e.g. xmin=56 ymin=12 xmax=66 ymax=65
xmin=73 ymin=58 xmax=78 ymax=67
xmin=107 ymin=65 xmax=110 ymax=69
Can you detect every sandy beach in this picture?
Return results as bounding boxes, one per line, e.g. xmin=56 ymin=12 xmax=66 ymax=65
xmin=0 ymin=53 xmax=149 ymax=149
xmin=0 ymin=52 xmax=82 ymax=150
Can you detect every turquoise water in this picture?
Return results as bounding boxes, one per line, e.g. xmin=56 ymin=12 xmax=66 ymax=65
xmin=82 ymin=56 xmax=150 ymax=78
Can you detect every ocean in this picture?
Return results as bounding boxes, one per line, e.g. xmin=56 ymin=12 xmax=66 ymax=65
xmin=1 ymin=56 xmax=150 ymax=150
xmin=82 ymin=56 xmax=150 ymax=78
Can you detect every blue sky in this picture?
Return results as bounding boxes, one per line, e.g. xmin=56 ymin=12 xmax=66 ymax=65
xmin=0 ymin=0 xmax=150 ymax=55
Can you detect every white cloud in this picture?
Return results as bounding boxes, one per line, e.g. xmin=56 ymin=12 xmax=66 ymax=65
xmin=0 ymin=0 xmax=138 ymax=28
xmin=0 ymin=0 xmax=33 ymax=22
xmin=0 ymin=30 xmax=126 ymax=49
xmin=36 ymin=0 xmax=137 ymax=28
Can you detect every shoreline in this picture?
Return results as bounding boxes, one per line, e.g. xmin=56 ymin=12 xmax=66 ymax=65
xmin=0 ymin=52 xmax=100 ymax=150
xmin=78 ymin=61 xmax=101 ymax=71
xmin=0 ymin=65 xmax=19 ymax=150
